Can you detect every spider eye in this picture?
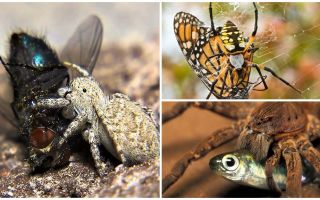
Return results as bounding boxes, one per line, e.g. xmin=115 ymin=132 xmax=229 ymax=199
xmin=29 ymin=128 xmax=56 ymax=149
xmin=83 ymin=88 xmax=87 ymax=93
xmin=222 ymin=154 xmax=239 ymax=171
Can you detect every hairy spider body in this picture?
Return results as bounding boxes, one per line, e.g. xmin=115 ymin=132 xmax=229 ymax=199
xmin=174 ymin=3 xmax=301 ymax=99
xmin=162 ymin=102 xmax=320 ymax=197
xmin=239 ymin=103 xmax=320 ymax=196
xmin=36 ymin=63 xmax=159 ymax=175
xmin=239 ymin=102 xmax=308 ymax=160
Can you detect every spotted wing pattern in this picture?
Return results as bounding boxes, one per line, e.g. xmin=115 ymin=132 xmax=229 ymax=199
xmin=174 ymin=12 xmax=252 ymax=98
xmin=173 ymin=12 xmax=212 ymax=89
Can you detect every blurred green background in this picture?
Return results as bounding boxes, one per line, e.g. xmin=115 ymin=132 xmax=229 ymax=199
xmin=162 ymin=2 xmax=320 ymax=99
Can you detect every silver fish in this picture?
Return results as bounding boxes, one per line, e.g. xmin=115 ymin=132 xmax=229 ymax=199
xmin=209 ymin=150 xmax=317 ymax=190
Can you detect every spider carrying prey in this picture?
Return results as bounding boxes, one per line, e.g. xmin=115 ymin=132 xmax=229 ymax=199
xmin=174 ymin=3 xmax=301 ymax=99
xmin=162 ymin=102 xmax=320 ymax=197
xmin=34 ymin=61 xmax=160 ymax=176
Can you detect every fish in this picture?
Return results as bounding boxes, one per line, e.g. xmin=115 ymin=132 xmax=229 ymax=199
xmin=209 ymin=150 xmax=318 ymax=190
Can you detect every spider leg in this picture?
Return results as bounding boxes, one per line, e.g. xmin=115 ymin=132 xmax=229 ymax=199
xmin=306 ymin=114 xmax=320 ymax=140
xmin=193 ymin=102 xmax=254 ymax=120
xmin=252 ymin=64 xmax=268 ymax=91
xmin=209 ymin=2 xmax=217 ymax=36
xmin=84 ymin=128 xmax=113 ymax=176
xmin=280 ymin=139 xmax=302 ymax=197
xmin=252 ymin=2 xmax=258 ymax=37
xmin=265 ymin=146 xmax=282 ymax=193
xmin=297 ymin=135 xmax=320 ymax=173
xmin=207 ymin=80 xmax=217 ymax=99
xmin=57 ymin=112 xmax=88 ymax=147
xmin=36 ymin=98 xmax=70 ymax=109
xmin=243 ymin=3 xmax=258 ymax=52
xmin=219 ymin=67 xmax=230 ymax=97
xmin=254 ymin=63 xmax=302 ymax=94
xmin=163 ymin=102 xmax=193 ymax=124
xmin=207 ymin=66 xmax=230 ymax=99
xmin=162 ymin=120 xmax=245 ymax=194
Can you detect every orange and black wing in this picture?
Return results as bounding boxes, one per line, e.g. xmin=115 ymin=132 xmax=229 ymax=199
xmin=173 ymin=12 xmax=229 ymax=95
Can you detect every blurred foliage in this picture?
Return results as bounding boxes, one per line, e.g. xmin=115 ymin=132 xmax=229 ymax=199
xmin=163 ymin=2 xmax=320 ymax=99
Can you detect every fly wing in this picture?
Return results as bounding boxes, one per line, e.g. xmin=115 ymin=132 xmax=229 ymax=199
xmin=60 ymin=15 xmax=103 ymax=78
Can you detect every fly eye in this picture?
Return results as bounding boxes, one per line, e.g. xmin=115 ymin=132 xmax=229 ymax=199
xmin=222 ymin=155 xmax=239 ymax=171
xmin=83 ymin=88 xmax=87 ymax=93
xmin=29 ymin=128 xmax=56 ymax=149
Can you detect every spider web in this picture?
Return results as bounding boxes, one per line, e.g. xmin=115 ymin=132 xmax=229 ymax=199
xmin=210 ymin=2 xmax=320 ymax=99
xmin=163 ymin=2 xmax=320 ymax=99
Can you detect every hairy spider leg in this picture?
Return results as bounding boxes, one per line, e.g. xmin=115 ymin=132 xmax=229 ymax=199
xmin=264 ymin=139 xmax=303 ymax=197
xmin=162 ymin=102 xmax=254 ymax=124
xmin=302 ymin=115 xmax=320 ymax=173
xmin=162 ymin=120 xmax=246 ymax=194
xmin=297 ymin=135 xmax=320 ymax=173
xmin=281 ymin=139 xmax=303 ymax=197
xmin=265 ymin=119 xmax=320 ymax=197
xmin=162 ymin=102 xmax=193 ymax=124
xmin=85 ymin=128 xmax=113 ymax=175
xmin=265 ymin=147 xmax=282 ymax=193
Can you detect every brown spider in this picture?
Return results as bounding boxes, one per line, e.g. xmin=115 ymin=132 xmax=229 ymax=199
xmin=162 ymin=102 xmax=320 ymax=197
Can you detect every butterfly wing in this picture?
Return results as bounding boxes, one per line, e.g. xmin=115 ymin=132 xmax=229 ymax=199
xmin=174 ymin=12 xmax=219 ymax=92
xmin=61 ymin=15 xmax=103 ymax=78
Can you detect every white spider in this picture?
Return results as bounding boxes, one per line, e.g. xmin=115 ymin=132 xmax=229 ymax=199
xmin=35 ymin=61 xmax=159 ymax=175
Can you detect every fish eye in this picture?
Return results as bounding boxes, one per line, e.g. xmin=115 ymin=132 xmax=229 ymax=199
xmin=222 ymin=154 xmax=239 ymax=171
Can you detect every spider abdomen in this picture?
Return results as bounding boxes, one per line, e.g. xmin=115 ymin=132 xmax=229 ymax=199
xmin=240 ymin=102 xmax=308 ymax=160
xmin=220 ymin=21 xmax=246 ymax=53
xmin=249 ymin=102 xmax=308 ymax=136
xmin=97 ymin=93 xmax=159 ymax=166
xmin=194 ymin=36 xmax=253 ymax=98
